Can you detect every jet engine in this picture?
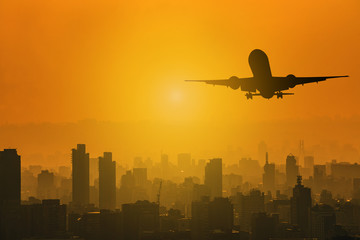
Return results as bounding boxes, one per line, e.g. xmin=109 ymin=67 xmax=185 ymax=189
xmin=287 ymin=74 xmax=296 ymax=88
xmin=228 ymin=76 xmax=241 ymax=90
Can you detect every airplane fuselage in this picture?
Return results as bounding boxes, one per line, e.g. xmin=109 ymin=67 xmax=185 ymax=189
xmin=248 ymin=49 xmax=275 ymax=98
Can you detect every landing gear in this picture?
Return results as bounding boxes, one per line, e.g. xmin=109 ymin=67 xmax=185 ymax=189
xmin=245 ymin=92 xmax=253 ymax=99
xmin=276 ymin=92 xmax=283 ymax=99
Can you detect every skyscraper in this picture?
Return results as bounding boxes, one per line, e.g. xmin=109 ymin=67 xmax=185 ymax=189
xmin=263 ymin=152 xmax=275 ymax=194
xmin=99 ymin=152 xmax=116 ymax=210
xmin=205 ymin=158 xmax=222 ymax=199
xmin=37 ymin=170 xmax=55 ymax=199
xmin=178 ymin=153 xmax=191 ymax=172
xmin=290 ymin=176 xmax=312 ymax=235
xmin=72 ymin=144 xmax=90 ymax=206
xmin=286 ymin=154 xmax=299 ymax=187
xmin=0 ymin=149 xmax=21 ymax=240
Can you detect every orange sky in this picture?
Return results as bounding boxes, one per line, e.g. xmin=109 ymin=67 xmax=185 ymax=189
xmin=0 ymin=0 xmax=359 ymax=167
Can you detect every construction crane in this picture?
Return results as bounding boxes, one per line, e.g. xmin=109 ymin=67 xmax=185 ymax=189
xmin=157 ymin=180 xmax=162 ymax=205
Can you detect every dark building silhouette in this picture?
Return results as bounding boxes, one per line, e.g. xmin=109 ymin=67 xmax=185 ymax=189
xmin=314 ymin=164 xmax=326 ymax=193
xmin=251 ymin=212 xmax=278 ymax=240
xmin=191 ymin=196 xmax=210 ymax=240
xmin=233 ymin=189 xmax=265 ymax=231
xmin=286 ymin=154 xmax=298 ymax=187
xmin=122 ymin=200 xmax=159 ymax=240
xmin=263 ymin=152 xmax=275 ymax=194
xmin=205 ymin=158 xmax=222 ymax=199
xmin=192 ymin=197 xmax=233 ymax=240
xmin=37 ymin=170 xmax=55 ymax=199
xmin=290 ymin=176 xmax=311 ymax=235
xmin=209 ymin=197 xmax=233 ymax=234
xmin=21 ymin=199 xmax=66 ymax=238
xmin=99 ymin=152 xmax=116 ymax=210
xmin=0 ymin=149 xmax=21 ymax=240
xmin=311 ymin=204 xmax=336 ymax=240
xmin=353 ymin=178 xmax=360 ymax=200
xmin=71 ymin=210 xmax=122 ymax=240
xmin=72 ymin=144 xmax=90 ymax=207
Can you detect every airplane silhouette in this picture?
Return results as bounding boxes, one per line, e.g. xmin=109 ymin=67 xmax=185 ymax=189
xmin=186 ymin=49 xmax=348 ymax=99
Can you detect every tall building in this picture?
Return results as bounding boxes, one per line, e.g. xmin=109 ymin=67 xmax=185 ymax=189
xmin=290 ymin=176 xmax=312 ymax=235
xmin=72 ymin=144 xmax=90 ymax=206
xmin=205 ymin=158 xmax=222 ymax=199
xmin=21 ymin=199 xmax=67 ymax=238
xmin=37 ymin=170 xmax=55 ymax=199
xmin=311 ymin=204 xmax=336 ymax=240
xmin=99 ymin=152 xmax=116 ymax=210
xmin=191 ymin=197 xmax=210 ymax=240
xmin=0 ymin=149 xmax=21 ymax=240
xmin=313 ymin=165 xmax=326 ymax=193
xmin=133 ymin=168 xmax=147 ymax=187
xmin=263 ymin=152 xmax=275 ymax=194
xmin=304 ymin=156 xmax=314 ymax=170
xmin=233 ymin=190 xmax=265 ymax=231
xmin=122 ymin=200 xmax=159 ymax=240
xmin=286 ymin=154 xmax=298 ymax=187
xmin=178 ymin=153 xmax=191 ymax=172
xmin=208 ymin=197 xmax=233 ymax=234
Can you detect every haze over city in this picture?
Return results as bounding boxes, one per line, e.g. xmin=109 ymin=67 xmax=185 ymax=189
xmin=1 ymin=0 xmax=360 ymax=240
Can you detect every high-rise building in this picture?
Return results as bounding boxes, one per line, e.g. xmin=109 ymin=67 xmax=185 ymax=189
xmin=72 ymin=144 xmax=90 ymax=206
xmin=0 ymin=149 xmax=21 ymax=240
xmin=311 ymin=204 xmax=336 ymax=240
xmin=89 ymin=157 xmax=99 ymax=186
xmin=133 ymin=168 xmax=147 ymax=187
xmin=122 ymin=200 xmax=159 ymax=240
xmin=313 ymin=165 xmax=326 ymax=193
xmin=37 ymin=170 xmax=55 ymax=199
xmin=191 ymin=196 xmax=210 ymax=240
xmin=304 ymin=156 xmax=314 ymax=170
xmin=99 ymin=152 xmax=116 ymax=210
xmin=21 ymin=199 xmax=67 ymax=238
xmin=290 ymin=176 xmax=312 ymax=235
xmin=205 ymin=158 xmax=222 ymax=199
xmin=208 ymin=198 xmax=233 ymax=234
xmin=178 ymin=153 xmax=191 ymax=172
xmin=286 ymin=154 xmax=298 ymax=187
xmin=233 ymin=190 xmax=265 ymax=231
xmin=263 ymin=152 xmax=275 ymax=194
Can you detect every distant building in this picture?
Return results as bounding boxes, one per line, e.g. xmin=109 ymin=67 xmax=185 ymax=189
xmin=133 ymin=168 xmax=147 ymax=187
xmin=205 ymin=158 xmax=222 ymax=199
xmin=233 ymin=189 xmax=265 ymax=231
xmin=311 ymin=204 xmax=336 ymax=240
xmin=263 ymin=152 xmax=275 ymax=194
xmin=72 ymin=144 xmax=90 ymax=207
xmin=37 ymin=170 xmax=55 ymax=199
xmin=177 ymin=153 xmax=192 ymax=172
xmin=290 ymin=176 xmax=312 ymax=235
xmin=251 ymin=212 xmax=278 ymax=240
xmin=191 ymin=197 xmax=210 ymax=240
xmin=21 ymin=199 xmax=66 ymax=238
xmin=192 ymin=197 xmax=233 ymax=240
xmin=99 ymin=152 xmax=116 ymax=210
xmin=0 ymin=149 xmax=21 ymax=240
xmin=286 ymin=154 xmax=298 ymax=187
xmin=313 ymin=165 xmax=326 ymax=193
xmin=122 ymin=200 xmax=159 ymax=240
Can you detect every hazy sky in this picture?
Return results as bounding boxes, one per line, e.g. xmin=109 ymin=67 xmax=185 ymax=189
xmin=0 ymin=0 xmax=359 ymax=167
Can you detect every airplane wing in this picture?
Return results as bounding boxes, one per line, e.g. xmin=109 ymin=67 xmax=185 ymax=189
xmin=292 ymin=75 xmax=349 ymax=85
xmin=185 ymin=77 xmax=253 ymax=90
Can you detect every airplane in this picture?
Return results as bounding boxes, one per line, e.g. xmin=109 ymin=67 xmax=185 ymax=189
xmin=186 ymin=49 xmax=348 ymax=99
